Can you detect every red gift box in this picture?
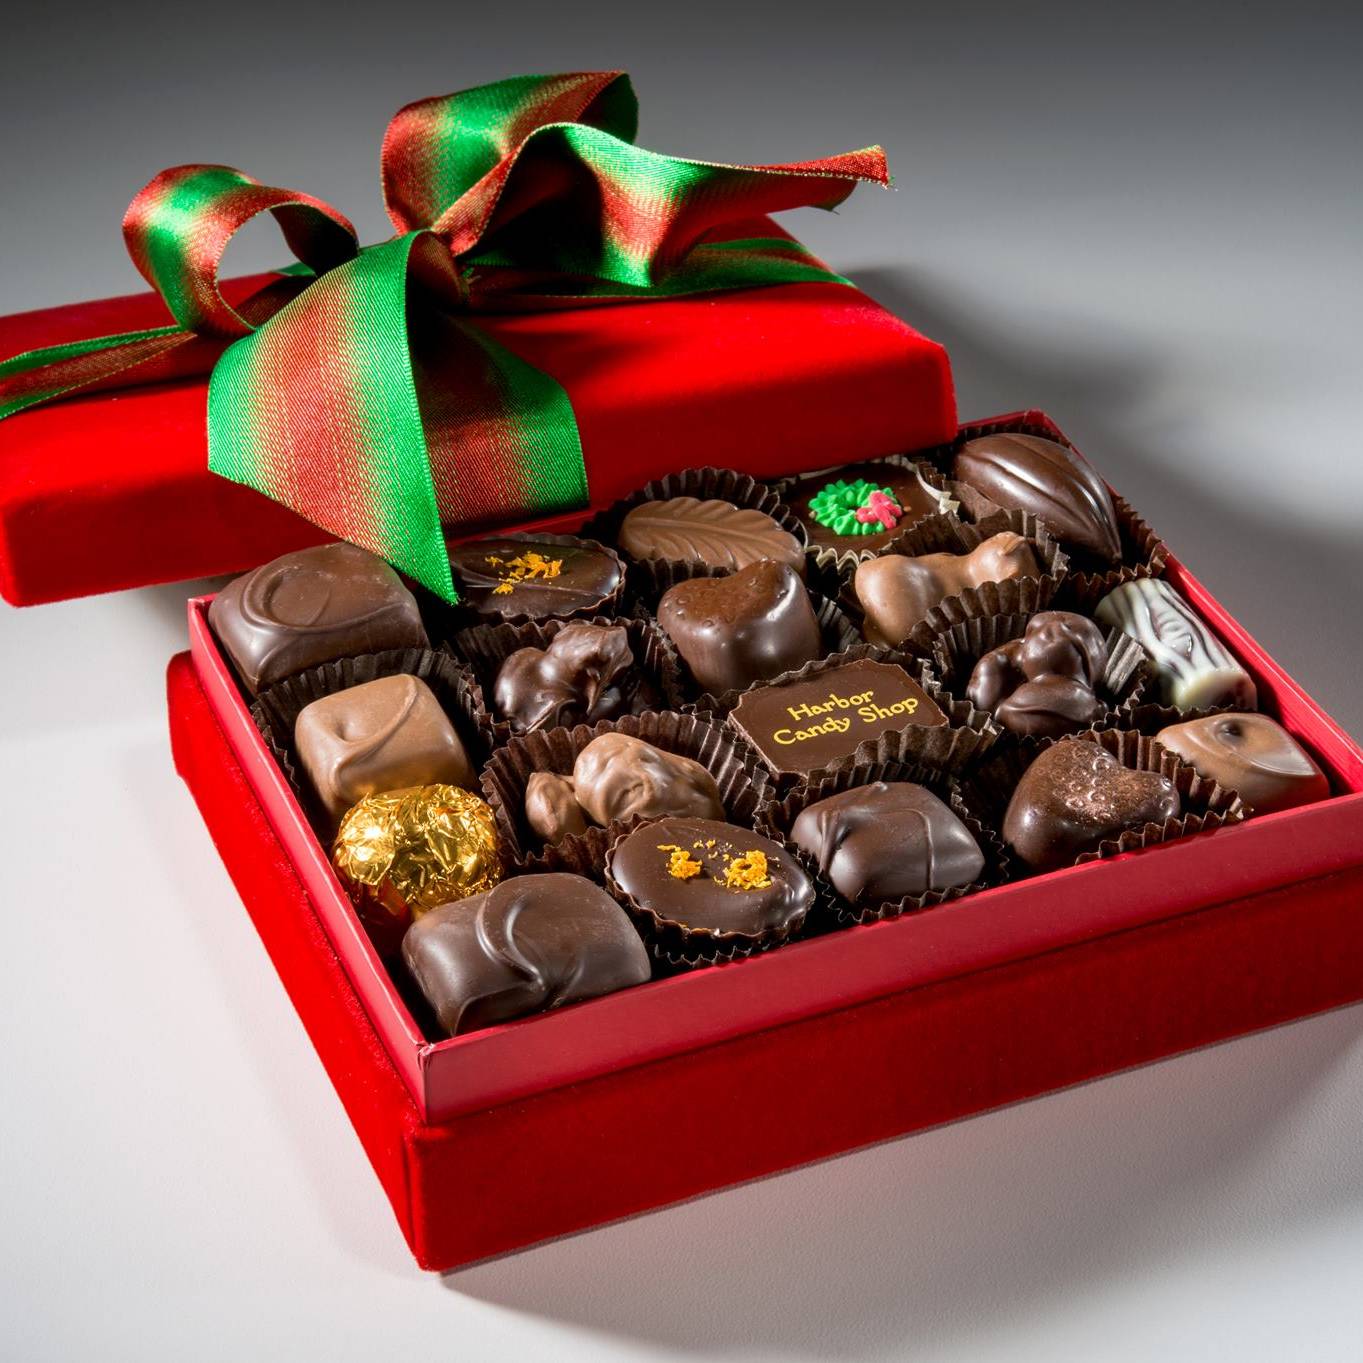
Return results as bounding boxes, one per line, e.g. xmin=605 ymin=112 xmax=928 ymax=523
xmin=0 ymin=222 xmax=955 ymax=608
xmin=165 ymin=412 xmax=1363 ymax=1269
xmin=5 ymin=240 xmax=1362 ymax=1270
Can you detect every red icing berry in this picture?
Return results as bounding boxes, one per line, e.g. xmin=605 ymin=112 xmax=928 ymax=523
xmin=854 ymin=490 xmax=901 ymax=531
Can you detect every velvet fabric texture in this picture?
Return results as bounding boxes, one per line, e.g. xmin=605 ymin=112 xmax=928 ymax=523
xmin=1 ymin=219 xmax=956 ymax=605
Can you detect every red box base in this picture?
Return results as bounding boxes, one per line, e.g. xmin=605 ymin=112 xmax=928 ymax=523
xmin=168 ymin=655 xmax=1363 ymax=1272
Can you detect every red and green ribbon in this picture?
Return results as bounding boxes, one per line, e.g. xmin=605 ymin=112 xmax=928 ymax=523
xmin=0 ymin=71 xmax=889 ymax=601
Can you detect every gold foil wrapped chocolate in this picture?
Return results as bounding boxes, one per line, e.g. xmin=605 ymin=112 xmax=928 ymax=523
xmin=333 ymin=784 xmax=503 ymax=952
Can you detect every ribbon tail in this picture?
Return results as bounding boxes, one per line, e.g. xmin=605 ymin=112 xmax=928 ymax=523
xmin=0 ymin=325 xmax=199 ymax=420
xmin=207 ymin=232 xmax=588 ymax=604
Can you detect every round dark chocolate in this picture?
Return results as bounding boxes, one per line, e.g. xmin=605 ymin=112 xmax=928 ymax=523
xmin=790 ymin=782 xmax=984 ymax=905
xmin=448 ymin=536 xmax=621 ymax=620
xmin=656 ymin=559 xmax=823 ymax=696
xmin=1003 ymin=739 xmax=1181 ymax=871
xmin=402 ymin=873 xmax=651 ymax=1036
xmin=952 ymin=433 xmax=1122 ymax=563
xmin=493 ymin=623 xmax=654 ymax=734
xmin=786 ymin=463 xmax=955 ymax=553
xmin=610 ymin=817 xmax=813 ymax=937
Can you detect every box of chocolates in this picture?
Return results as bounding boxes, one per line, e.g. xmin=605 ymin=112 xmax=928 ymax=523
xmin=169 ymin=409 xmax=1363 ymax=1269
xmin=5 ymin=71 xmax=1362 ymax=1274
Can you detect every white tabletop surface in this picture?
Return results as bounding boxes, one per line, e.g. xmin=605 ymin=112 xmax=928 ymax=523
xmin=3 ymin=5 xmax=1362 ymax=1359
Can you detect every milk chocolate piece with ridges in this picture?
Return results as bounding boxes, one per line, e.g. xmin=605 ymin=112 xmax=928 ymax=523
xmin=953 ymin=434 xmax=1122 ymax=563
xmin=448 ymin=537 xmax=621 ymax=620
xmin=967 ymin=611 xmax=1108 ymax=738
xmin=524 ymin=772 xmax=589 ymax=843
xmin=1096 ymin=578 xmax=1257 ymax=710
xmin=403 ymin=874 xmax=651 ymax=1036
xmin=657 ymin=560 xmax=823 ymax=696
xmin=618 ymin=497 xmax=805 ymax=573
xmin=494 ymin=623 xmax=654 ymax=734
xmin=785 ymin=463 xmax=956 ymax=554
xmin=855 ymin=533 xmax=1040 ymax=648
xmin=295 ymin=675 xmax=475 ymax=824
xmin=729 ymin=658 xmax=948 ymax=778
xmin=571 ymin=732 xmax=724 ymax=827
xmin=791 ymin=782 xmax=984 ymax=905
xmin=209 ymin=542 xmax=428 ymax=695
xmin=610 ymin=817 xmax=814 ymax=937
xmin=1155 ymin=713 xmax=1328 ymax=814
xmin=1003 ymin=739 xmax=1181 ymax=871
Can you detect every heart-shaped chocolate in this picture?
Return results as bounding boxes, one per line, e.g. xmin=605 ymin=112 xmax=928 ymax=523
xmin=657 ymin=560 xmax=822 ymax=696
xmin=1003 ymin=739 xmax=1181 ymax=871
xmin=855 ymin=532 xmax=1041 ymax=648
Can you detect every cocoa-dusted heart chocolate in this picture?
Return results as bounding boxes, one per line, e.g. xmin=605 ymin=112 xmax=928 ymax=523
xmin=1003 ymin=739 xmax=1181 ymax=871
xmin=657 ymin=560 xmax=823 ymax=695
xmin=854 ymin=532 xmax=1040 ymax=648
xmin=952 ymin=433 xmax=1122 ymax=563
xmin=967 ymin=611 xmax=1108 ymax=738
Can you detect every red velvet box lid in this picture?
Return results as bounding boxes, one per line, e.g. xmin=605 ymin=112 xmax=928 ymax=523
xmin=0 ymin=220 xmax=956 ymax=606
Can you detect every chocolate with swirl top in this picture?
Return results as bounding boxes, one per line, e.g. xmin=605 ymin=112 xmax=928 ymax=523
xmin=209 ymin=542 xmax=428 ymax=695
xmin=1096 ymin=578 xmax=1257 ymax=710
xmin=403 ymin=874 xmax=651 ymax=1036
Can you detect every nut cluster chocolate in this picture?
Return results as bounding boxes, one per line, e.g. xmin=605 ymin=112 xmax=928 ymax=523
xmin=212 ymin=432 xmax=1329 ymax=1038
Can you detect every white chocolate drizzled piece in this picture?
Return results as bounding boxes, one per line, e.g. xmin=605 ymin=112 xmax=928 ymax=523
xmin=1095 ymin=578 xmax=1257 ymax=710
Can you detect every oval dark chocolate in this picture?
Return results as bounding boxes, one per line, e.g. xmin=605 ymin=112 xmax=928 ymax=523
xmin=448 ymin=537 xmax=621 ymax=620
xmin=610 ymin=817 xmax=813 ymax=937
xmin=952 ymin=434 xmax=1122 ymax=563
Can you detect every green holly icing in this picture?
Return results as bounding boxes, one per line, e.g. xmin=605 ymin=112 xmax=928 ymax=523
xmin=807 ymin=479 xmax=901 ymax=536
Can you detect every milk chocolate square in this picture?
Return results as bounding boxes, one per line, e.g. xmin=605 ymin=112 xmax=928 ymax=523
xmin=209 ymin=542 xmax=428 ymax=695
xmin=294 ymin=674 xmax=475 ymax=824
xmin=728 ymin=658 xmax=947 ymax=778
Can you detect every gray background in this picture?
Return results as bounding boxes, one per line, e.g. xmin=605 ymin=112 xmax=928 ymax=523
xmin=2 ymin=3 xmax=1361 ymax=1359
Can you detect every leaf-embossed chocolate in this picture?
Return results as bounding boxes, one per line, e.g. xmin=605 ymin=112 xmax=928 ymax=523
xmin=1003 ymin=739 xmax=1181 ymax=871
xmin=952 ymin=434 xmax=1122 ymax=563
xmin=619 ymin=497 xmax=804 ymax=572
